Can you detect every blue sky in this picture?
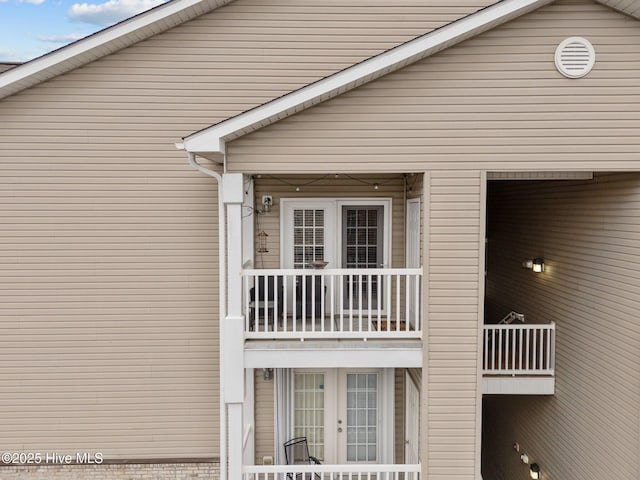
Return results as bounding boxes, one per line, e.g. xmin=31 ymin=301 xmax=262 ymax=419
xmin=0 ymin=0 xmax=168 ymax=62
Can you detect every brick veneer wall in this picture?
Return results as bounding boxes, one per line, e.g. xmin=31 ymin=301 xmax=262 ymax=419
xmin=0 ymin=462 xmax=220 ymax=479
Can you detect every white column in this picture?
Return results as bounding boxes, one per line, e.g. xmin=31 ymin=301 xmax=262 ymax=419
xmin=223 ymin=173 xmax=246 ymax=480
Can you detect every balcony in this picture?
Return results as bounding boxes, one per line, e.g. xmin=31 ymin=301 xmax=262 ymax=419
xmin=243 ymin=268 xmax=422 ymax=340
xmin=243 ymin=463 xmax=421 ymax=480
xmin=482 ymin=323 xmax=556 ymax=395
xmin=242 ymin=268 xmax=423 ymax=369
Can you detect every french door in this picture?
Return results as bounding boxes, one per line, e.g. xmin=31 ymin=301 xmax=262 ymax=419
xmin=281 ymin=199 xmax=390 ymax=315
xmin=292 ymin=368 xmax=393 ymax=464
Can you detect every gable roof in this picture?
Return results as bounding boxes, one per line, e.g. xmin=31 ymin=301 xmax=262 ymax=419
xmin=0 ymin=0 xmax=234 ymax=100
xmin=182 ymin=0 xmax=561 ymax=155
xmin=0 ymin=0 xmax=637 ymax=107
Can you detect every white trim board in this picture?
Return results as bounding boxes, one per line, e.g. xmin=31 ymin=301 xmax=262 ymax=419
xmin=182 ymin=0 xmax=557 ymax=154
xmin=244 ymin=343 xmax=423 ymax=369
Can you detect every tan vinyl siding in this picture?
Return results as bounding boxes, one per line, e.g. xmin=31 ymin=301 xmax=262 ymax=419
xmin=0 ymin=0 xmax=488 ymax=459
xmin=483 ymin=173 xmax=640 ymax=480
xmin=423 ymin=171 xmax=484 ymax=480
xmin=254 ymin=371 xmax=275 ymax=465
xmin=253 ymin=175 xmax=412 ymax=268
xmin=228 ymin=0 xmax=640 ymax=174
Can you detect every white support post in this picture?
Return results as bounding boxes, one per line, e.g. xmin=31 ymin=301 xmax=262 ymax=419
xmin=223 ymin=173 xmax=246 ymax=480
xmin=228 ymin=404 xmax=244 ymax=480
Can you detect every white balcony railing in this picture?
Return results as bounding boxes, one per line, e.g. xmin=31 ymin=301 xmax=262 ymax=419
xmin=243 ymin=268 xmax=422 ymax=340
xmin=243 ymin=464 xmax=421 ymax=480
xmin=483 ymin=323 xmax=556 ymax=376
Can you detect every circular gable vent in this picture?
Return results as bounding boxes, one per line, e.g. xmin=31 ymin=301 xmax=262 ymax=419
xmin=555 ymin=37 xmax=595 ymax=78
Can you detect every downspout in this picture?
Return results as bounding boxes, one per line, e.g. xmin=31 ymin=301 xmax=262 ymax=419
xmin=184 ymin=150 xmax=227 ymax=480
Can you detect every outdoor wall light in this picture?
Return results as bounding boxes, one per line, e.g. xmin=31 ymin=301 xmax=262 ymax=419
xmin=522 ymin=258 xmax=545 ymax=273
xmin=529 ymin=463 xmax=540 ymax=479
xmin=532 ymin=258 xmax=545 ymax=273
xmin=520 ymin=453 xmax=529 ymax=464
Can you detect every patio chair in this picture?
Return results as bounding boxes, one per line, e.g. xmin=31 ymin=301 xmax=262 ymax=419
xmin=283 ymin=437 xmax=321 ymax=480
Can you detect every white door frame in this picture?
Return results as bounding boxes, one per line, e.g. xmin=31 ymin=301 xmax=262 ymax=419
xmin=290 ymin=368 xmax=395 ymax=465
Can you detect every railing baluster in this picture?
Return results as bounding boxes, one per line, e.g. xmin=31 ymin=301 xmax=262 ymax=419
xmin=483 ymin=327 xmax=489 ymax=371
xmin=538 ymin=328 xmax=544 ymax=370
xmin=377 ymin=273 xmax=382 ymax=331
xmin=302 ymin=273 xmax=306 ymax=337
xmin=311 ymin=273 xmax=316 ymax=332
xmin=358 ymin=273 xmax=363 ymax=333
xmin=511 ymin=325 xmax=516 ymax=371
xmin=321 ymin=274 xmax=326 ymax=332
xmin=367 ymin=273 xmax=372 ymax=333
xmin=525 ymin=327 xmax=530 ymax=371
xmin=349 ymin=273 xmax=354 ymax=332
xmin=518 ymin=326 xmax=523 ymax=371
xmin=396 ymin=274 xmax=400 ymax=331
xmin=340 ymin=274 xmax=344 ymax=332
xmin=244 ymin=275 xmax=249 ymax=332
xmin=330 ymin=274 xmax=335 ymax=332
xmin=532 ymin=327 xmax=538 ymax=370
xmin=405 ymin=274 xmax=409 ymax=330
xmin=283 ymin=275 xmax=288 ymax=332
xmin=414 ymin=274 xmax=420 ymax=332
xmin=292 ymin=274 xmax=297 ymax=332
xmin=497 ymin=328 xmax=502 ymax=371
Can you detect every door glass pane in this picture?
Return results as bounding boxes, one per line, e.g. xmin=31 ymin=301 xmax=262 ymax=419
xmin=345 ymin=373 xmax=377 ymax=462
xmin=293 ymin=209 xmax=325 ymax=269
xmin=342 ymin=207 xmax=383 ymax=309
xmin=294 ymin=373 xmax=325 ymax=460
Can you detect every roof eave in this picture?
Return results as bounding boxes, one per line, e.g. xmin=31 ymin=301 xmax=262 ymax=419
xmin=0 ymin=0 xmax=234 ymax=100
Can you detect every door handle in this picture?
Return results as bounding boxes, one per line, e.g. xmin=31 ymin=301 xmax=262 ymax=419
xmin=338 ymin=428 xmax=343 ymax=433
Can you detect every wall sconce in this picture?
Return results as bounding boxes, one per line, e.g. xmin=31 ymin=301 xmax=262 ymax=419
xmin=529 ymin=463 xmax=540 ymax=479
xmin=522 ymin=258 xmax=545 ymax=273
xmin=263 ymin=368 xmax=273 ymax=381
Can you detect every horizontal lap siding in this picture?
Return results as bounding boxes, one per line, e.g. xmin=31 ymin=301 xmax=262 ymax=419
xmin=228 ymin=0 xmax=640 ymax=173
xmin=483 ymin=173 xmax=640 ymax=480
xmin=424 ymin=171 xmax=483 ymax=480
xmin=253 ymin=175 xmax=408 ymax=269
xmin=0 ymin=0 xmax=490 ymax=460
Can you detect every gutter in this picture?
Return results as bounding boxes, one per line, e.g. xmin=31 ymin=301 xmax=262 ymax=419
xmin=178 ymin=146 xmax=227 ymax=480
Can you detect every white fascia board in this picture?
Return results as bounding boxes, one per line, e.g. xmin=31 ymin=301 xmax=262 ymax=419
xmin=183 ymin=0 xmax=552 ymax=155
xmin=0 ymin=0 xmax=232 ymax=95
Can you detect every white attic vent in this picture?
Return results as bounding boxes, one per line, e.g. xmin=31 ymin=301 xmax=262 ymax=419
xmin=554 ymin=37 xmax=595 ymax=79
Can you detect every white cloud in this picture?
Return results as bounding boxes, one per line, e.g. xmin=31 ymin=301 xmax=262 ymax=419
xmin=68 ymin=0 xmax=167 ymax=26
xmin=36 ymin=33 xmax=85 ymax=44
xmin=18 ymin=0 xmax=46 ymax=4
